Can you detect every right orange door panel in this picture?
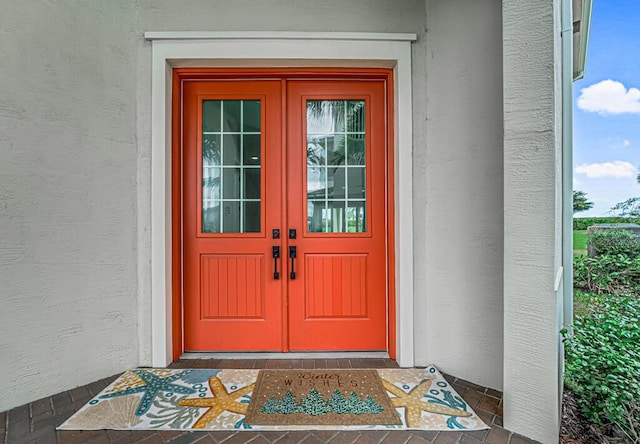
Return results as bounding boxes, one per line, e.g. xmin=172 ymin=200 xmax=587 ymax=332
xmin=286 ymin=81 xmax=387 ymax=351
xmin=182 ymin=78 xmax=388 ymax=352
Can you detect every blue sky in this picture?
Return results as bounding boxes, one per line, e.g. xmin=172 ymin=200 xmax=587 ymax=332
xmin=573 ymin=0 xmax=640 ymax=217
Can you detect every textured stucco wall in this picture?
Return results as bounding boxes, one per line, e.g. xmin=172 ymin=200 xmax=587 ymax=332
xmin=502 ymin=0 xmax=564 ymax=442
xmin=1 ymin=0 xmax=515 ymax=418
xmin=0 ymin=0 xmax=429 ymax=412
xmin=0 ymin=1 xmax=140 ymax=411
xmin=133 ymin=0 xmax=428 ymax=366
xmin=134 ymin=0 xmax=506 ymax=392
xmin=414 ymin=0 xmax=504 ymax=390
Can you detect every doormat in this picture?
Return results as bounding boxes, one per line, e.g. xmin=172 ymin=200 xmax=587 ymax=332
xmin=58 ymin=367 xmax=488 ymax=432
xmin=245 ymin=370 xmax=401 ymax=426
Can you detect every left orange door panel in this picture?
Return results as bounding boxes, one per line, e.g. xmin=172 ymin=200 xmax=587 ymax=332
xmin=182 ymin=80 xmax=284 ymax=351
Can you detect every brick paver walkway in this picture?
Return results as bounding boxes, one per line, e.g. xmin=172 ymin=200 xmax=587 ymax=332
xmin=1 ymin=359 xmax=539 ymax=443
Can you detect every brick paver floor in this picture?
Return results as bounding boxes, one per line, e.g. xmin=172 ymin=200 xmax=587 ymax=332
xmin=1 ymin=359 xmax=539 ymax=443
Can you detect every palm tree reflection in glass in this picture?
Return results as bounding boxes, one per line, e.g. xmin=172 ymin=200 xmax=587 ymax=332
xmin=307 ymin=100 xmax=366 ymax=233
xmin=202 ymin=135 xmax=221 ymax=232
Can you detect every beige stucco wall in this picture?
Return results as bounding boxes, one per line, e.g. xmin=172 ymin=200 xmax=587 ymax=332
xmin=132 ymin=0 xmax=430 ymax=369
xmin=415 ymin=0 xmax=504 ymax=390
xmin=502 ymin=0 xmax=564 ymax=442
xmin=0 ymin=1 xmax=140 ymax=413
xmin=0 ymin=0 xmax=508 ymax=414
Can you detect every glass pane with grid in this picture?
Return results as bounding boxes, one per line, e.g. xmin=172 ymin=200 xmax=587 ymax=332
xmin=202 ymin=100 xmax=261 ymax=233
xmin=306 ymin=100 xmax=366 ymax=233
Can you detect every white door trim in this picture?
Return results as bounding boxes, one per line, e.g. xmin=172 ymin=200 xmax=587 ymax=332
xmin=145 ymin=32 xmax=416 ymax=367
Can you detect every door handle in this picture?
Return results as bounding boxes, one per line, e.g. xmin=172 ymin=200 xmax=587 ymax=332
xmin=272 ymin=246 xmax=281 ymax=280
xmin=289 ymin=246 xmax=297 ymax=280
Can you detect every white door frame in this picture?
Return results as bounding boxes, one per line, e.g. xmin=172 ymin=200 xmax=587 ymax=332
xmin=144 ymin=32 xmax=416 ymax=367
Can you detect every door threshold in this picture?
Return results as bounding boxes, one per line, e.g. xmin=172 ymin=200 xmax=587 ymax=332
xmin=180 ymin=351 xmax=389 ymax=360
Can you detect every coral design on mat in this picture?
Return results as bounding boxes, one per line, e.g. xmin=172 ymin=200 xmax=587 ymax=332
xmin=147 ymin=393 xmax=202 ymax=428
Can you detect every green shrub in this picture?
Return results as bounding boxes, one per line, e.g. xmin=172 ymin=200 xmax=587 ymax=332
xmin=572 ymin=290 xmax=593 ymax=318
xmin=574 ymin=217 xmax=639 ymax=230
xmin=574 ymin=254 xmax=640 ymax=294
xmin=563 ymin=293 xmax=640 ymax=439
xmin=588 ymin=228 xmax=640 ymax=258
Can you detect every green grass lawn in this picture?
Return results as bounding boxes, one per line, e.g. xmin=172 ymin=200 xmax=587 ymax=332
xmin=573 ymin=230 xmax=587 ymax=256
xmin=573 ymin=229 xmax=589 ymax=313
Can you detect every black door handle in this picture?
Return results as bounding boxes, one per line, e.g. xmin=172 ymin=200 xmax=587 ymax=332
xmin=289 ymin=246 xmax=297 ymax=280
xmin=272 ymin=246 xmax=281 ymax=280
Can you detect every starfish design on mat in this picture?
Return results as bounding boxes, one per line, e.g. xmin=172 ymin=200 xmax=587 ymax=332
xmin=100 ymin=369 xmax=196 ymax=416
xmin=381 ymin=379 xmax=471 ymax=427
xmin=178 ymin=376 xmax=255 ymax=428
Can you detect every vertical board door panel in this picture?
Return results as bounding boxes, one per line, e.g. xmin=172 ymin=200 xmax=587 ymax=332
xmin=304 ymin=254 xmax=368 ymax=318
xmin=200 ymin=255 xmax=263 ymax=319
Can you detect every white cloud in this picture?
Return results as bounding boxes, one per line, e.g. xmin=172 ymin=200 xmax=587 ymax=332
xmin=577 ymin=80 xmax=640 ymax=114
xmin=623 ymin=140 xmax=631 ymax=147
xmin=575 ymin=161 xmax=636 ymax=178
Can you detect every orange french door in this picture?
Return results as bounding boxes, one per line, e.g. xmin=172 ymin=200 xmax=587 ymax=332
xmin=181 ymin=76 xmax=389 ymax=352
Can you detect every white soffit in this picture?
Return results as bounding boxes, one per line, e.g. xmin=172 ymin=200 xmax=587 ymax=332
xmin=572 ymin=0 xmax=593 ymax=80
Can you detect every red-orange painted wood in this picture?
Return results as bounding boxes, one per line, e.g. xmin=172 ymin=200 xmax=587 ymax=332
xmin=385 ymin=71 xmax=397 ymax=360
xmin=182 ymin=80 xmax=284 ymax=351
xmin=171 ymin=71 xmax=183 ymax=360
xmin=286 ymin=80 xmax=388 ymax=351
xmin=279 ymin=79 xmax=290 ymax=352
xmin=172 ymin=67 xmax=394 ymax=81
